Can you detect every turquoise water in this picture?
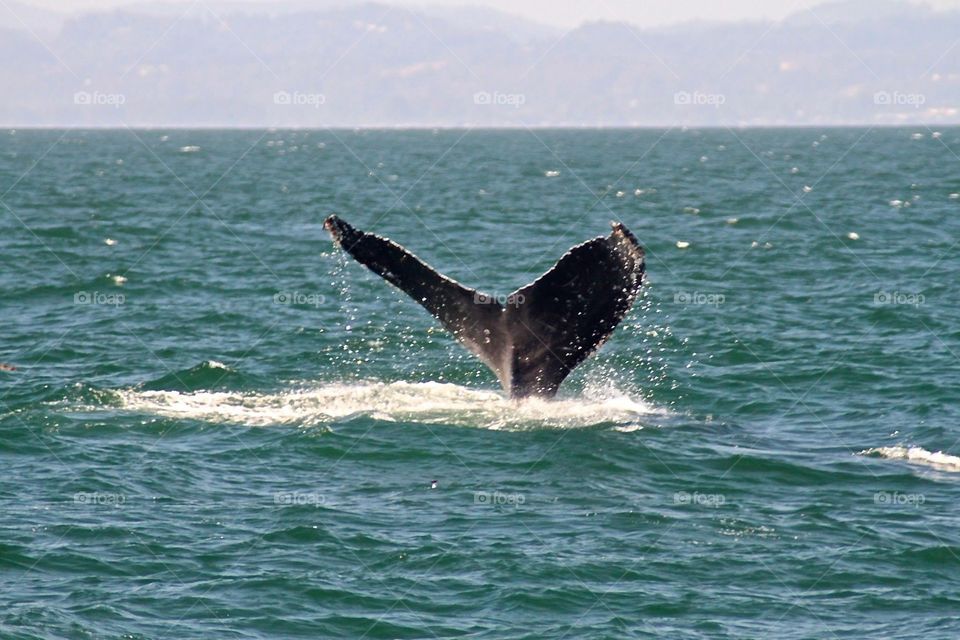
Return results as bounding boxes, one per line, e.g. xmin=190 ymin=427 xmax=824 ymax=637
xmin=2 ymin=128 xmax=960 ymax=639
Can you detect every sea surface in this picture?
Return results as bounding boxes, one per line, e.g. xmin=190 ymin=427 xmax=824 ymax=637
xmin=2 ymin=128 xmax=960 ymax=639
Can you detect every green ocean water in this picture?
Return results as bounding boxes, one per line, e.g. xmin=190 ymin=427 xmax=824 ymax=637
xmin=1 ymin=127 xmax=960 ymax=639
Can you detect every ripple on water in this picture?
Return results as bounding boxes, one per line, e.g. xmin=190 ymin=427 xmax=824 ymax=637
xmin=100 ymin=381 xmax=667 ymax=431
xmin=860 ymin=445 xmax=960 ymax=473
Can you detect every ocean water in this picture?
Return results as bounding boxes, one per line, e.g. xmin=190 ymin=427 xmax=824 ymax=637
xmin=2 ymin=127 xmax=960 ymax=639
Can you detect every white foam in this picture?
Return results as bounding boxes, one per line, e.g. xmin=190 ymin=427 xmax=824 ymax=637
xmin=109 ymin=381 xmax=662 ymax=430
xmin=861 ymin=445 xmax=960 ymax=472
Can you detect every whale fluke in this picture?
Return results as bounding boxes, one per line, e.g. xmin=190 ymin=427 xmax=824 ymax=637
xmin=324 ymin=215 xmax=645 ymax=398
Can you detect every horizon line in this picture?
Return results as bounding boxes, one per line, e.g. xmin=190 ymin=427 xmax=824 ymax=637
xmin=2 ymin=123 xmax=956 ymax=131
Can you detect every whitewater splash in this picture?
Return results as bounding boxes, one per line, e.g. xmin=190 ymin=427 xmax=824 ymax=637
xmin=861 ymin=446 xmax=960 ymax=473
xmin=110 ymin=381 xmax=663 ymax=431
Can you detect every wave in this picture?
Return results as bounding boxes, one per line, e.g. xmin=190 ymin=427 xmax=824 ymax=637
xmin=107 ymin=380 xmax=664 ymax=430
xmin=140 ymin=360 xmax=251 ymax=392
xmin=860 ymin=445 xmax=960 ymax=472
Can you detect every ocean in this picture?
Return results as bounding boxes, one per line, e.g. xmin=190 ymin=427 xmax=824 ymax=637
xmin=2 ymin=127 xmax=959 ymax=639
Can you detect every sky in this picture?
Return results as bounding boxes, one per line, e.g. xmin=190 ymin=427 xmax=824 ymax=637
xmin=19 ymin=0 xmax=960 ymax=29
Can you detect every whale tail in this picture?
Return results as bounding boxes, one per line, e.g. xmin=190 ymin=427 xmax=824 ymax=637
xmin=324 ymin=215 xmax=645 ymax=398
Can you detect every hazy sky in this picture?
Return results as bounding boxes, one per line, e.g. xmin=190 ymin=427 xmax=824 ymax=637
xmin=20 ymin=0 xmax=960 ymax=29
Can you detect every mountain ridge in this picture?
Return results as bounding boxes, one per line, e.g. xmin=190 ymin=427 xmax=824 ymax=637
xmin=0 ymin=0 xmax=957 ymax=126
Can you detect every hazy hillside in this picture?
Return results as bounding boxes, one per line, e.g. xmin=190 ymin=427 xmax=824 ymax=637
xmin=0 ymin=0 xmax=957 ymax=126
